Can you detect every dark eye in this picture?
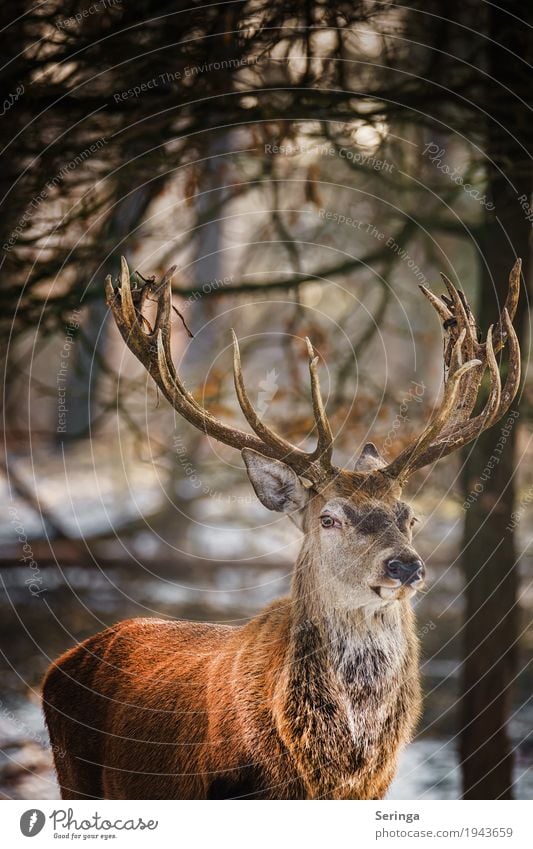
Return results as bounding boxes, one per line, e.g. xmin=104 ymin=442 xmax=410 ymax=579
xmin=320 ymin=514 xmax=340 ymax=529
xmin=410 ymin=517 xmax=419 ymax=529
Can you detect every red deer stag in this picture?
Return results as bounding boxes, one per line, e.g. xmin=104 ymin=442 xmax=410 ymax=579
xmin=43 ymin=257 xmax=521 ymax=799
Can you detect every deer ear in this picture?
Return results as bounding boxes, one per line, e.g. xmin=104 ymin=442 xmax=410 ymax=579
xmin=354 ymin=442 xmax=386 ymax=472
xmin=242 ymin=449 xmax=309 ymax=514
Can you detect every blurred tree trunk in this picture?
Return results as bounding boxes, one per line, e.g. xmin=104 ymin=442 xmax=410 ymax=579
xmin=459 ymin=3 xmax=532 ymax=799
xmin=64 ymin=180 xmax=165 ymax=440
xmin=185 ymin=133 xmax=231 ymax=375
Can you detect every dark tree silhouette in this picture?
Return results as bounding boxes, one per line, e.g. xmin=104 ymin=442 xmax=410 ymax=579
xmin=0 ymin=0 xmax=531 ymax=800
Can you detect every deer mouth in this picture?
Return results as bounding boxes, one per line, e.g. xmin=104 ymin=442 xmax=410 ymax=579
xmin=371 ymin=577 xmax=424 ymax=600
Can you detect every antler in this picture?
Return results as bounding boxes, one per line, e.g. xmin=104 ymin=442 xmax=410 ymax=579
xmin=105 ymin=257 xmax=335 ymax=484
xmin=380 ymin=260 xmax=521 ymax=483
xmin=106 ymin=256 xmax=521 ymax=492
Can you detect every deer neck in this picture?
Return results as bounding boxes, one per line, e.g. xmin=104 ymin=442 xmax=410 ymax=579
xmin=276 ymin=548 xmax=418 ymax=796
xmin=288 ymin=547 xmax=414 ymax=688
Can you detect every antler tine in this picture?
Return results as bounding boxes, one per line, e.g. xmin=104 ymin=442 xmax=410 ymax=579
xmin=382 ymin=345 xmax=482 ymax=483
xmin=138 ymin=264 xmax=206 ymax=414
xmin=379 ymin=263 xmax=521 ymax=481
xmin=231 ymin=330 xmax=304 ymax=460
xmin=107 ymin=259 xmax=205 ymax=415
xmin=479 ymin=325 xmax=502 ymax=427
xmin=231 ymin=331 xmax=336 ymax=481
xmin=449 ymin=328 xmax=465 ymax=372
xmin=152 ymin=265 xmax=175 ymax=369
xmin=418 ymin=284 xmax=453 ymax=323
xmin=443 ymin=309 xmax=521 ymax=451
xmin=119 ymin=256 xmax=137 ymax=326
xmin=418 ymin=283 xmax=457 ymax=369
xmin=441 ymin=324 xmax=502 ymax=439
xmin=104 ymin=273 xmax=115 ymax=309
xmin=499 ymin=308 xmax=521 ymax=412
xmin=107 ymin=257 xmax=332 ymax=481
xmin=108 ymin=256 xmax=521 ymax=490
xmin=491 ymin=258 xmax=521 ymax=352
xmin=419 ymin=280 xmax=481 ymax=423
xmin=305 ymin=338 xmax=334 ymax=467
xmin=440 ymin=273 xmax=476 ymax=359
xmin=105 ymin=261 xmax=147 ymax=362
xmin=445 ymin=328 xmax=482 ymax=427
xmin=154 ymin=330 xmax=244 ymax=433
xmin=447 ymin=317 xmax=483 ymax=425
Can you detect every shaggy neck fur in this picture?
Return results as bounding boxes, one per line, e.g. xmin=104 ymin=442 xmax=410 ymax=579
xmin=277 ymin=546 xmax=419 ymax=798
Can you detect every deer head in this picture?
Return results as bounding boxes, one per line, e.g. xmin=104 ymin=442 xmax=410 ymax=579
xmin=105 ymin=258 xmax=521 ymax=609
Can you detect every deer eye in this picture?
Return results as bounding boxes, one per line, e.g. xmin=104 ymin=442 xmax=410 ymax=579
xmin=410 ymin=517 xmax=419 ymax=529
xmin=320 ymin=514 xmax=340 ymax=529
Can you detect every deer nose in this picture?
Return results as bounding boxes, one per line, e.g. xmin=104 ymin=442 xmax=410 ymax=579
xmin=385 ymin=557 xmax=425 ymax=585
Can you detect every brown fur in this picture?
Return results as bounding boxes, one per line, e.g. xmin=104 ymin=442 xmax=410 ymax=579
xmin=43 ymin=475 xmax=422 ymax=800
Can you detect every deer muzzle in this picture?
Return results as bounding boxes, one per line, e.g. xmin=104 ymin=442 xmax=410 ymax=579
xmin=385 ymin=557 xmax=425 ymax=586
